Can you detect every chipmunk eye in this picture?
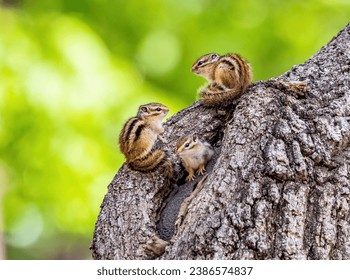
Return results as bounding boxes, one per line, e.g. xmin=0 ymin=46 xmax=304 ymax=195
xmin=156 ymin=107 xmax=161 ymax=111
xmin=185 ymin=143 xmax=190 ymax=148
xmin=197 ymin=61 xmax=204 ymax=66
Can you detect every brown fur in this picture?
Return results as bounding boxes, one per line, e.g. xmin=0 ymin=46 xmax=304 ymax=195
xmin=176 ymin=135 xmax=214 ymax=182
xmin=200 ymin=87 xmax=243 ymax=107
xmin=192 ymin=53 xmax=252 ymax=107
xmin=118 ymin=103 xmax=172 ymax=177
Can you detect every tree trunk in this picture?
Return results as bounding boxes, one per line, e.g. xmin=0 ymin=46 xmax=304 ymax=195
xmin=90 ymin=23 xmax=350 ymax=260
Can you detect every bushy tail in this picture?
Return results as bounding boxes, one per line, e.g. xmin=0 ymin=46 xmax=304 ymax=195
xmin=128 ymin=149 xmax=173 ymax=179
xmin=200 ymin=87 xmax=243 ymax=107
xmin=128 ymin=149 xmax=165 ymax=171
xmin=160 ymin=159 xmax=173 ymax=183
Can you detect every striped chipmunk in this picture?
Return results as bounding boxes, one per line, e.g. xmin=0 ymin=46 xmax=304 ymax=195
xmin=175 ymin=134 xmax=214 ymax=182
xmin=119 ymin=102 xmax=172 ymax=178
xmin=191 ymin=53 xmax=253 ymax=106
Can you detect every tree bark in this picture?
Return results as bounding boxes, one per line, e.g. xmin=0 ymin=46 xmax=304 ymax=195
xmin=90 ymin=23 xmax=350 ymax=260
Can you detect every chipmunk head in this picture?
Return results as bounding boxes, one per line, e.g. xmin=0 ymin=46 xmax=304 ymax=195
xmin=191 ymin=53 xmax=220 ymax=81
xmin=137 ymin=102 xmax=169 ymax=120
xmin=176 ymin=134 xmax=199 ymax=155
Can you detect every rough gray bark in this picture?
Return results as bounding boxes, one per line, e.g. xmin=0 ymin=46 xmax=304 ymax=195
xmin=91 ymin=23 xmax=350 ymax=260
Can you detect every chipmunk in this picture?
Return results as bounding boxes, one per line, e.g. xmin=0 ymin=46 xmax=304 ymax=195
xmin=176 ymin=135 xmax=214 ymax=182
xmin=119 ymin=102 xmax=172 ymax=177
xmin=192 ymin=53 xmax=253 ymax=106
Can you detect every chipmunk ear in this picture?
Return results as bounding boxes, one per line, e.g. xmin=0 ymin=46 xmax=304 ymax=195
xmin=140 ymin=106 xmax=149 ymax=113
xmin=211 ymin=54 xmax=219 ymax=59
xmin=192 ymin=135 xmax=198 ymax=142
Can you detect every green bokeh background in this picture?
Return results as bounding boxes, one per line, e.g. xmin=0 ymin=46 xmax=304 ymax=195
xmin=0 ymin=0 xmax=349 ymax=259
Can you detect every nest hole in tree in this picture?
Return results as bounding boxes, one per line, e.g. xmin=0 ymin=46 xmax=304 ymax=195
xmin=156 ymin=124 xmax=224 ymax=241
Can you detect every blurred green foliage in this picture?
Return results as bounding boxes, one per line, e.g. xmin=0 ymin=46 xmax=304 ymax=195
xmin=0 ymin=0 xmax=349 ymax=259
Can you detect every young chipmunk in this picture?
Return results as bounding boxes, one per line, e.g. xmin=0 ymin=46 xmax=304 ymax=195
xmin=176 ymin=135 xmax=214 ymax=182
xmin=119 ymin=102 xmax=172 ymax=176
xmin=192 ymin=53 xmax=253 ymax=106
